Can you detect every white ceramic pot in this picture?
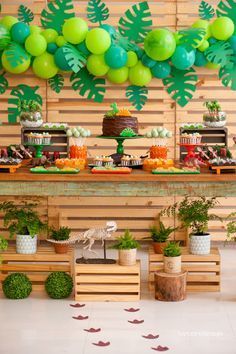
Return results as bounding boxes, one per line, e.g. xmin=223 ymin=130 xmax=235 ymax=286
xmin=164 ymin=256 xmax=182 ymax=274
xmin=189 ymin=234 xmax=211 ymax=255
xmin=119 ymin=249 xmax=137 ymax=266
xmin=16 ymin=234 xmax=37 ymax=254
xmin=20 ymin=118 xmax=43 ymax=128
xmin=203 ymin=112 xmax=226 ymax=128
xmin=204 ymin=120 xmax=226 ymax=128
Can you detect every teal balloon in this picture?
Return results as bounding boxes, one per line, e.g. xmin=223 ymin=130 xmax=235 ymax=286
xmin=47 ymin=42 xmax=58 ymax=54
xmin=208 ymin=37 xmax=217 ymax=45
xmin=76 ymin=41 xmax=90 ymax=57
xmin=229 ymin=35 xmax=236 ymax=54
xmin=141 ymin=54 xmax=156 ymax=68
xmin=194 ymin=50 xmax=207 ymax=67
xmin=54 ymin=46 xmax=71 ymax=71
xmin=151 ymin=61 xmax=171 ymax=79
xmin=171 ymin=46 xmax=195 ymax=70
xmin=104 ymin=45 xmax=127 ymax=69
xmin=100 ymin=24 xmax=116 ymax=38
xmin=11 ymin=22 xmax=30 ymax=44
xmin=135 ymin=46 xmax=145 ymax=59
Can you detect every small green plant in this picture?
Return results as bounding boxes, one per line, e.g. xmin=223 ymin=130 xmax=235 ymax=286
xmin=50 ymin=226 xmax=71 ymax=241
xmin=204 ymin=100 xmax=221 ymax=115
xmin=18 ymin=99 xmax=42 ymax=113
xmin=3 ymin=273 xmax=32 ymax=299
xmin=45 ymin=272 xmax=73 ymax=299
xmin=164 ymin=241 xmax=181 ymax=257
xmin=0 ymin=201 xmax=47 ymax=238
xmin=149 ymin=221 xmax=177 ymax=243
xmin=111 ymin=229 xmax=140 ymax=250
xmin=225 ymin=212 xmax=236 ymax=242
xmin=0 ymin=235 xmax=8 ymax=263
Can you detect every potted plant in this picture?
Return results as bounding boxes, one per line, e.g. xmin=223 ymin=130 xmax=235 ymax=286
xmin=203 ymin=100 xmax=226 ymax=127
xmin=19 ymin=99 xmax=43 ymax=128
xmin=225 ymin=212 xmax=236 ymax=242
xmin=0 ymin=235 xmax=8 ymax=263
xmin=163 ymin=241 xmax=182 ymax=274
xmin=161 ymin=197 xmax=220 ymax=255
xmin=111 ymin=229 xmax=140 ymax=266
xmin=50 ymin=226 xmax=71 ymax=254
xmin=0 ymin=201 xmax=47 ymax=254
xmin=149 ymin=221 xmax=177 ymax=254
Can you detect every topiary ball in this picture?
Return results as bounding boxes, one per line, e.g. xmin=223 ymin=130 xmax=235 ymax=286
xmin=45 ymin=272 xmax=73 ymax=299
xmin=3 ymin=273 xmax=32 ymax=299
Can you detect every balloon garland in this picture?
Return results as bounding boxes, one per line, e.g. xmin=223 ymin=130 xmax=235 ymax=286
xmin=0 ymin=0 xmax=236 ymax=113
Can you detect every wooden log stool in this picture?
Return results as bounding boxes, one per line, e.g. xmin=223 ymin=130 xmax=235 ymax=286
xmin=154 ymin=271 xmax=187 ymax=302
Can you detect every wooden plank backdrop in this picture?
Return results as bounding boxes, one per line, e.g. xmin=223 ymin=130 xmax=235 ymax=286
xmin=0 ymin=0 xmax=235 ymax=242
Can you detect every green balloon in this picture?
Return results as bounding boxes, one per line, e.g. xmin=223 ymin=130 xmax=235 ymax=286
xmin=211 ymin=17 xmax=234 ymax=41
xmin=25 ymin=34 xmax=47 ymax=56
xmin=56 ymin=36 xmax=67 ymax=47
xmin=107 ymin=67 xmax=129 ymax=84
xmin=192 ymin=20 xmax=211 ymax=40
xmin=54 ymin=46 xmax=71 ymax=71
xmin=144 ymin=29 xmax=176 ymax=61
xmin=151 ymin=61 xmax=171 ymax=79
xmin=42 ymin=29 xmax=58 ymax=43
xmin=29 ymin=25 xmax=42 ymax=34
xmin=198 ymin=40 xmax=209 ymax=52
xmin=85 ymin=28 xmax=111 ymax=55
xmin=33 ymin=52 xmax=58 ymax=79
xmin=129 ymin=60 xmax=152 ymax=86
xmin=126 ymin=51 xmax=138 ymax=68
xmin=205 ymin=62 xmax=220 ymax=70
xmin=87 ymin=54 xmax=109 ymax=77
xmin=0 ymin=24 xmax=11 ymax=51
xmin=47 ymin=42 xmax=58 ymax=54
xmin=2 ymin=48 xmax=31 ymax=74
xmin=76 ymin=41 xmax=90 ymax=57
xmin=62 ymin=17 xmax=88 ymax=45
xmin=0 ymin=16 xmax=18 ymax=31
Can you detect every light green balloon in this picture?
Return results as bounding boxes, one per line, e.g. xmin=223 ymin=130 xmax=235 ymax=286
xmin=192 ymin=20 xmax=211 ymax=40
xmin=29 ymin=25 xmax=42 ymax=34
xmin=87 ymin=54 xmax=109 ymax=77
xmin=62 ymin=17 xmax=88 ymax=44
xmin=198 ymin=40 xmax=209 ymax=52
xmin=144 ymin=29 xmax=176 ymax=61
xmin=86 ymin=28 xmax=111 ymax=55
xmin=56 ymin=36 xmax=67 ymax=47
xmin=2 ymin=49 xmax=31 ymax=74
xmin=25 ymin=34 xmax=47 ymax=56
xmin=211 ymin=17 xmax=234 ymax=41
xmin=126 ymin=51 xmax=138 ymax=68
xmin=107 ymin=67 xmax=129 ymax=84
xmin=0 ymin=16 xmax=18 ymax=31
xmin=42 ymin=29 xmax=58 ymax=43
xmin=129 ymin=61 xmax=152 ymax=86
xmin=205 ymin=62 xmax=220 ymax=70
xmin=33 ymin=52 xmax=58 ymax=79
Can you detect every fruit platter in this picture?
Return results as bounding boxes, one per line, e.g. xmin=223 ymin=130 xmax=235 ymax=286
xmin=152 ymin=167 xmax=200 ymax=174
xmin=30 ymin=166 xmax=80 ymax=174
xmin=91 ymin=167 xmax=132 ymax=174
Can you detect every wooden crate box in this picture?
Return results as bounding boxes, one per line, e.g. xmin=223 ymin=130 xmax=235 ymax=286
xmin=0 ymin=244 xmax=74 ymax=293
xmin=75 ymin=261 xmax=140 ymax=302
xmin=149 ymin=247 xmax=220 ymax=292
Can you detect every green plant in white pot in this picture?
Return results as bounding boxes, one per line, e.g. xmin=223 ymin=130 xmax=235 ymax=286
xmin=203 ymin=100 xmax=226 ymax=127
xmin=111 ymin=229 xmax=140 ymax=266
xmin=0 ymin=201 xmax=47 ymax=254
xmin=163 ymin=241 xmax=182 ymax=274
xmin=19 ymin=100 xmax=43 ymax=128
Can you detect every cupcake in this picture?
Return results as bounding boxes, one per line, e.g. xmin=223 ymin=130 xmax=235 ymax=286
xmin=121 ymin=155 xmax=131 ymax=166
xmin=28 ymin=133 xmax=43 ymax=145
xmin=130 ymin=156 xmax=141 ymax=166
xmin=42 ymin=132 xmax=51 ymax=144
xmin=103 ymin=156 xmax=114 ymax=167
xmin=94 ymin=156 xmax=103 ymax=166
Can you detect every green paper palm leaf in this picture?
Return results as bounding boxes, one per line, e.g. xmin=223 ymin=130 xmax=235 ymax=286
xmin=216 ymin=0 xmax=236 ymax=26
xmin=199 ymin=1 xmax=215 ymax=20
xmin=126 ymin=85 xmax=148 ymax=111
xmin=8 ymin=85 xmax=42 ymax=123
xmin=5 ymin=42 xmax=30 ymax=68
xmin=87 ymin=0 xmax=109 ymax=25
xmin=179 ymin=28 xmax=206 ymax=50
xmin=70 ymin=68 xmax=106 ymax=103
xmin=0 ymin=72 xmax=8 ymax=95
xmin=118 ymin=1 xmax=152 ymax=44
xmin=18 ymin=5 xmax=34 ymax=24
xmin=62 ymin=44 xmax=86 ymax=73
xmin=163 ymin=67 xmax=198 ymax=107
xmin=219 ymin=59 xmax=236 ymax=90
xmin=41 ymin=0 xmax=75 ymax=33
xmin=205 ymin=40 xmax=234 ymax=68
xmin=48 ymin=74 xmax=64 ymax=94
xmin=112 ymin=32 xmax=137 ymax=51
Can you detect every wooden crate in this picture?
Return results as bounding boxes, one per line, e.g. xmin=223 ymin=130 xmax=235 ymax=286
xmin=0 ymin=243 xmax=74 ymax=293
xmin=149 ymin=247 xmax=221 ymax=292
xmin=75 ymin=261 xmax=141 ymax=301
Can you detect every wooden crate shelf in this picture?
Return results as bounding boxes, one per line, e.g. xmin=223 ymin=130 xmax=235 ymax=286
xmin=149 ymin=247 xmax=221 ymax=292
xmin=0 ymin=243 xmax=74 ymax=293
xmin=75 ymin=261 xmax=140 ymax=302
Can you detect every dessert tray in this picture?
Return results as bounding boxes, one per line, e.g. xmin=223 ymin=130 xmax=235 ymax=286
xmin=91 ymin=167 xmax=132 ymax=174
xmin=30 ymin=166 xmax=80 ymax=174
xmin=0 ymin=158 xmax=22 ymax=173
xmin=152 ymin=167 xmax=200 ymax=175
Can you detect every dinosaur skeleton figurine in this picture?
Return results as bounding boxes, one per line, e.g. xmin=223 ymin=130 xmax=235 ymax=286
xmin=47 ymin=221 xmax=117 ymax=256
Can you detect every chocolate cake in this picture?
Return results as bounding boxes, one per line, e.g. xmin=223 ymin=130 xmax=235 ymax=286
xmin=102 ymin=116 xmax=139 ymax=137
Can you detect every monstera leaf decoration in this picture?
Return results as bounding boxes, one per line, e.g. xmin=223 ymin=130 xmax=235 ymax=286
xmin=41 ymin=0 xmax=75 ymax=33
xmin=163 ymin=67 xmax=198 ymax=107
xmin=87 ymin=0 xmax=109 ymax=25
xmin=118 ymin=1 xmax=152 ymax=44
xmin=48 ymin=74 xmax=64 ymax=93
xmin=205 ymin=40 xmax=234 ymax=68
xmin=0 ymin=72 xmax=8 ymax=95
xmin=199 ymin=1 xmax=215 ymax=20
xmin=62 ymin=44 xmax=86 ymax=73
xmin=219 ymin=59 xmax=236 ymax=90
xmin=216 ymin=0 xmax=236 ymax=26
xmin=18 ymin=5 xmax=34 ymax=24
xmin=70 ymin=68 xmax=106 ymax=103
xmin=5 ymin=42 xmax=30 ymax=68
xmin=178 ymin=28 xmax=206 ymax=50
xmin=126 ymin=85 xmax=148 ymax=111
xmin=112 ymin=33 xmax=137 ymax=51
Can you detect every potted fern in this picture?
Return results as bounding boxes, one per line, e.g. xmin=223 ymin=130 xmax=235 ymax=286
xmin=112 ymin=229 xmax=140 ymax=266
xmin=50 ymin=226 xmax=71 ymax=254
xmin=225 ymin=212 xmax=236 ymax=242
xmin=163 ymin=242 xmax=182 ymax=274
xmin=149 ymin=221 xmax=177 ymax=254
xmin=0 ymin=235 xmax=8 ymax=263
xmin=0 ymin=201 xmax=47 ymax=254
xmin=203 ymin=100 xmax=226 ymax=127
xmin=19 ymin=99 xmax=43 ymax=128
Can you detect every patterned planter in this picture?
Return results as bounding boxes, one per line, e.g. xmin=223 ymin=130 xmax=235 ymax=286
xmin=119 ymin=249 xmax=137 ymax=266
xmin=164 ymin=256 xmax=182 ymax=274
xmin=16 ymin=234 xmax=37 ymax=254
xmin=189 ymin=234 xmax=211 ymax=255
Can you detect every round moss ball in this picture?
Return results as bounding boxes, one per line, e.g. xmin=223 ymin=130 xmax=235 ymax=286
xmin=45 ymin=272 xmax=73 ymax=299
xmin=3 ymin=273 xmax=32 ymax=299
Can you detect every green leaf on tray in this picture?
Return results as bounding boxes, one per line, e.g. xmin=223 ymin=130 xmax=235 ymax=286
xmin=5 ymin=42 xmax=30 ymax=68
xmin=126 ymin=85 xmax=148 ymax=111
xmin=205 ymin=40 xmax=234 ymax=68
xmin=62 ymin=44 xmax=86 ymax=73
xmin=178 ymin=28 xmax=206 ymax=50
xmin=216 ymin=0 xmax=236 ymax=26
xmin=163 ymin=67 xmax=198 ymax=107
xmin=199 ymin=1 xmax=215 ymax=20
xmin=118 ymin=1 xmax=152 ymax=44
xmin=87 ymin=0 xmax=109 ymax=25
xmin=41 ymin=0 xmax=75 ymax=33
xmin=18 ymin=4 xmax=34 ymax=24
xmin=48 ymin=74 xmax=64 ymax=93
xmin=219 ymin=58 xmax=236 ymax=90
xmin=0 ymin=72 xmax=8 ymax=95
xmin=70 ymin=67 xmax=106 ymax=103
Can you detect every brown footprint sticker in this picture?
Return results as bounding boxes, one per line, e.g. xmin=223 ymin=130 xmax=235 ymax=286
xmin=124 ymin=308 xmax=140 ymax=312
xmin=92 ymin=341 xmax=110 ymax=347
xmin=70 ymin=303 xmax=85 ymax=308
xmin=151 ymin=346 xmax=169 ymax=351
xmin=128 ymin=319 xmax=144 ymax=324
xmin=142 ymin=334 xmax=159 ymax=339
xmin=72 ymin=315 xmax=89 ymax=320
xmin=84 ymin=328 xmax=101 ymax=333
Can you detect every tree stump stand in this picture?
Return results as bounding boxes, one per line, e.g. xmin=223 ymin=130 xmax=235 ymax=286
xmin=155 ymin=271 xmax=187 ymax=302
